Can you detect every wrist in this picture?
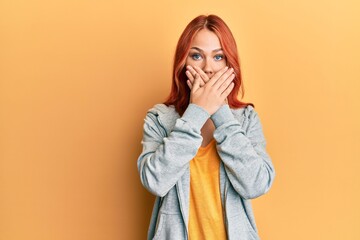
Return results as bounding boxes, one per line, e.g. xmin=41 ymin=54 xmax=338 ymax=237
xmin=182 ymin=103 xmax=210 ymax=130
xmin=210 ymin=104 xmax=235 ymax=128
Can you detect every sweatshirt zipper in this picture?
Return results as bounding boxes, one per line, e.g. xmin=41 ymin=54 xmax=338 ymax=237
xmin=224 ymin=180 xmax=229 ymax=239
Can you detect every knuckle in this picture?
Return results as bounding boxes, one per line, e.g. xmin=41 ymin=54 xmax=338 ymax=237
xmin=207 ymin=86 xmax=213 ymax=93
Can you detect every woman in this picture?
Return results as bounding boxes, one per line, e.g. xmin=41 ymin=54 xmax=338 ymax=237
xmin=137 ymin=14 xmax=276 ymax=240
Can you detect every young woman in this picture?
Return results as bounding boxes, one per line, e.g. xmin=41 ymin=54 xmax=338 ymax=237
xmin=137 ymin=14 xmax=276 ymax=240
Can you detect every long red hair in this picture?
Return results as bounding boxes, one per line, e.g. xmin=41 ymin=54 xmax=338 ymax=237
xmin=163 ymin=14 xmax=254 ymax=116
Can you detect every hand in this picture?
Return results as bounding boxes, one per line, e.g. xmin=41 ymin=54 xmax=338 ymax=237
xmin=186 ymin=65 xmax=231 ymax=107
xmin=187 ymin=66 xmax=235 ymax=115
xmin=185 ymin=65 xmax=206 ymax=87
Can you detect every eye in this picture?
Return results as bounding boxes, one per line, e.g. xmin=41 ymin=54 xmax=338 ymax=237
xmin=191 ymin=53 xmax=202 ymax=61
xmin=214 ymin=54 xmax=224 ymax=61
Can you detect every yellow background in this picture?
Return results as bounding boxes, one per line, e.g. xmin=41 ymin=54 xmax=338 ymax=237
xmin=1 ymin=0 xmax=359 ymax=239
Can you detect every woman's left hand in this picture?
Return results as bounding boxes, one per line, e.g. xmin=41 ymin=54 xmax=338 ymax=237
xmin=186 ymin=65 xmax=229 ymax=105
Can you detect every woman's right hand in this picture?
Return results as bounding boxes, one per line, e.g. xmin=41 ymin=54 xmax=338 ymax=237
xmin=188 ymin=66 xmax=235 ymax=115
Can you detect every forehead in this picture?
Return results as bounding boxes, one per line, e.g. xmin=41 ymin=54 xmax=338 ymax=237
xmin=190 ymin=29 xmax=222 ymax=51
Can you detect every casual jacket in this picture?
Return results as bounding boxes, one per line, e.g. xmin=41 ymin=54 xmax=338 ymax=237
xmin=137 ymin=103 xmax=276 ymax=240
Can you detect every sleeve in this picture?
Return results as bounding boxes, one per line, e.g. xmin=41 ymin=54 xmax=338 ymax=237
xmin=137 ymin=103 xmax=210 ymax=197
xmin=211 ymin=104 xmax=276 ymax=200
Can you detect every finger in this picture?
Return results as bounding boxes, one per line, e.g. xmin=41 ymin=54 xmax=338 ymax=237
xmin=187 ymin=79 xmax=193 ymax=89
xmin=218 ymin=73 xmax=235 ymax=93
xmin=220 ymin=82 xmax=235 ymax=99
xmin=192 ymin=73 xmax=201 ymax=92
xmin=187 ymin=74 xmax=204 ymax=88
xmin=213 ymin=68 xmax=234 ymax=90
xmin=193 ymin=66 xmax=209 ymax=82
xmin=185 ymin=70 xmax=194 ymax=81
xmin=187 ymin=65 xmax=205 ymax=87
xmin=186 ymin=65 xmax=197 ymax=78
xmin=187 ymin=77 xmax=203 ymax=90
xmin=207 ymin=66 xmax=229 ymax=86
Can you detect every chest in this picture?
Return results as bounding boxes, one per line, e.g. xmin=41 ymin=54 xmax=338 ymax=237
xmin=200 ymin=119 xmax=216 ymax=147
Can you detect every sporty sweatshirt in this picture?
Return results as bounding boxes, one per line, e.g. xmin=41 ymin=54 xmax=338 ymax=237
xmin=137 ymin=103 xmax=276 ymax=240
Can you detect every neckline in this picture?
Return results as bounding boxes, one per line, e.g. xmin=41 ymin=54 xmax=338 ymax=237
xmin=199 ymin=138 xmax=216 ymax=150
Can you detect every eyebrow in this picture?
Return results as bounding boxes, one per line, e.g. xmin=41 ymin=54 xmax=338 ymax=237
xmin=190 ymin=47 xmax=223 ymax=53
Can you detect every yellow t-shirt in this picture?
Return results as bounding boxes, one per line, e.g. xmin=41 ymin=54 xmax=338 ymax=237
xmin=188 ymin=138 xmax=227 ymax=240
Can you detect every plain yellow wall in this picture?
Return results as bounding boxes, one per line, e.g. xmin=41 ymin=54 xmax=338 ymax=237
xmin=1 ymin=0 xmax=359 ymax=239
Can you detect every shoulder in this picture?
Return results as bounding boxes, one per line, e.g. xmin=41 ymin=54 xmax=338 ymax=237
xmin=144 ymin=104 xmax=180 ymax=135
xmin=231 ymin=104 xmax=257 ymax=121
xmin=231 ymin=104 xmax=264 ymax=135
xmin=147 ymin=103 xmax=178 ymax=117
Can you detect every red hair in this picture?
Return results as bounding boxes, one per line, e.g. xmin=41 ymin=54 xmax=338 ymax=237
xmin=163 ymin=14 xmax=254 ymax=116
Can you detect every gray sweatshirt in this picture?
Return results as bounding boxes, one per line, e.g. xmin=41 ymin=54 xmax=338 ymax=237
xmin=137 ymin=103 xmax=276 ymax=240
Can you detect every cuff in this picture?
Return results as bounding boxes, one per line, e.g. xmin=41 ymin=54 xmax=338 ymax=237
xmin=210 ymin=104 xmax=235 ymax=128
xmin=181 ymin=104 xmax=210 ymax=131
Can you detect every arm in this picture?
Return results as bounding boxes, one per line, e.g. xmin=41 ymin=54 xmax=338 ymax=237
xmin=211 ymin=105 xmax=276 ymax=200
xmin=137 ymin=103 xmax=210 ymax=197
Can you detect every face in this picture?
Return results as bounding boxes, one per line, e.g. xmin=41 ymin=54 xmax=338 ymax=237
xmin=185 ymin=28 xmax=227 ymax=79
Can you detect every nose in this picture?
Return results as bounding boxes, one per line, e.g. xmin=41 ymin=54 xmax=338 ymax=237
xmin=202 ymin=57 xmax=214 ymax=78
